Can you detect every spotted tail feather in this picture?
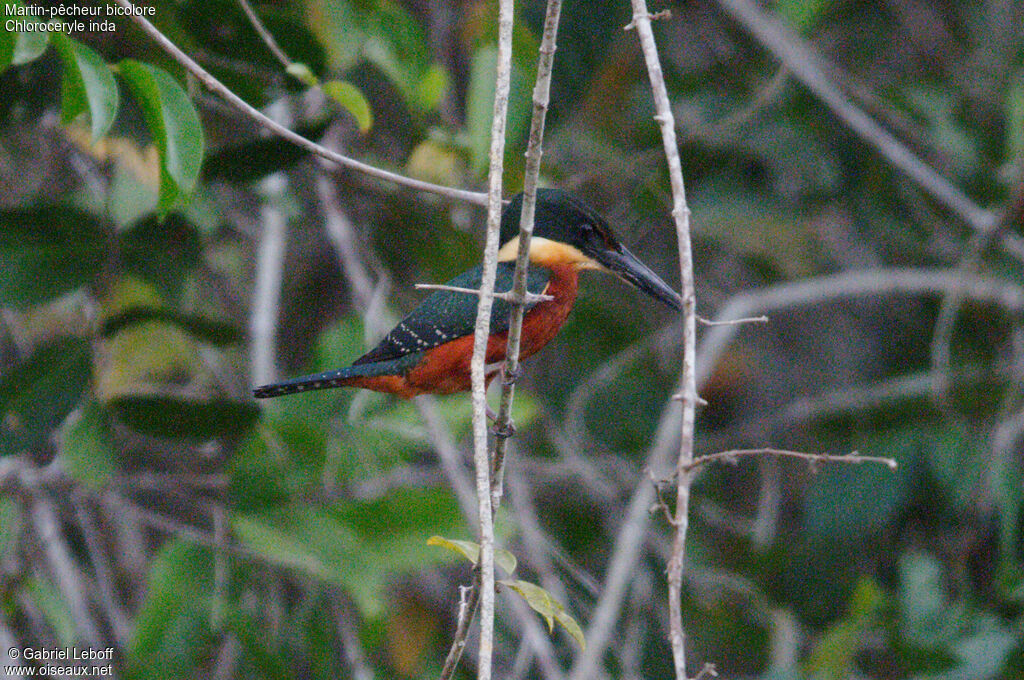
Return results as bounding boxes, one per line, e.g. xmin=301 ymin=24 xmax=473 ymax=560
xmin=253 ymin=356 xmax=417 ymax=399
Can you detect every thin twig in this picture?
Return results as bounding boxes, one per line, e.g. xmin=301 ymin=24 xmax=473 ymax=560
xmin=684 ymin=448 xmax=898 ymax=473
xmin=463 ymin=0 xmax=516 ymax=677
xmin=627 ymin=1 xmax=697 ymax=677
xmin=414 ymin=283 xmax=553 ymax=305
xmin=109 ymin=0 xmax=488 ymax=206
xmin=696 ymin=314 xmax=768 ymax=326
xmin=440 ymin=581 xmax=481 ymax=680
xmin=235 ymin=0 xmax=293 ymax=72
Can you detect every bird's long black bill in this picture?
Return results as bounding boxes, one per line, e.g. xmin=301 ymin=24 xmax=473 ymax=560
xmin=596 ymin=245 xmax=682 ymax=311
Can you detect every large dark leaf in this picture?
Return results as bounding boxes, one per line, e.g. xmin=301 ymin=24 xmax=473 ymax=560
xmin=201 ymin=120 xmax=330 ymax=182
xmin=0 ymin=206 xmax=110 ymax=309
xmin=0 ymin=337 xmax=92 ymax=456
xmin=101 ymin=306 xmax=242 ymax=346
xmin=109 ymin=396 xmax=259 ymax=439
xmin=117 ymin=213 xmax=202 ymax=297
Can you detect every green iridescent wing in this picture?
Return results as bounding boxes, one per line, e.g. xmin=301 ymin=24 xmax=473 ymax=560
xmin=353 ymin=262 xmax=550 ymax=366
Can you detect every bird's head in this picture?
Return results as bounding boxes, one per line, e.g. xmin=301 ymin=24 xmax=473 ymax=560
xmin=498 ymin=188 xmax=682 ymax=311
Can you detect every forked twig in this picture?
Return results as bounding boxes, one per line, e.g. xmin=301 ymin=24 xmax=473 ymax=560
xmin=683 ymin=448 xmax=898 ymax=474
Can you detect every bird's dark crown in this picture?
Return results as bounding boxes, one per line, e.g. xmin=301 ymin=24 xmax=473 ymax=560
xmin=500 ymin=188 xmax=621 ymax=256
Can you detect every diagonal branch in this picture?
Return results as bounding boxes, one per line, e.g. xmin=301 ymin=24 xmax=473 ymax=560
xmin=109 ymin=0 xmax=487 ymax=206
xmin=715 ymin=0 xmax=996 ymax=234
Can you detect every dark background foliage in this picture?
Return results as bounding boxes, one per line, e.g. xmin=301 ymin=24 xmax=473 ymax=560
xmin=2 ymin=0 xmax=1023 ymax=678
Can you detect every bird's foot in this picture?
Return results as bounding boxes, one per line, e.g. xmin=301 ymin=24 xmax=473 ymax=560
xmin=500 ymin=363 xmax=523 ymax=387
xmin=491 ymin=420 xmax=516 ymax=439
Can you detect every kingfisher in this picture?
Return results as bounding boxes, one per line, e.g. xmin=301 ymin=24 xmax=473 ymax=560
xmin=253 ymin=189 xmax=681 ymax=401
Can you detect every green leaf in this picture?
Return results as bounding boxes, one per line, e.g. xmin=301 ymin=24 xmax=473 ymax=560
xmin=101 ymin=306 xmax=242 ymax=346
xmin=117 ymin=212 xmax=203 ymax=297
xmin=201 ymin=120 xmax=331 ymax=183
xmin=0 ymin=497 xmax=22 ymax=564
xmin=1006 ymin=75 xmax=1024 ymax=164
xmin=3 ymin=0 xmax=48 ymax=68
xmin=0 ymin=206 xmax=110 ymax=309
xmin=234 ymin=488 xmax=467 ymax=617
xmin=805 ymin=577 xmax=884 ymax=679
xmin=109 ymin=396 xmax=259 ymax=439
xmin=464 ymin=45 xmax=532 ymax=177
xmin=60 ymin=401 xmax=117 ymax=488
xmin=312 ymin=0 xmax=444 ymax=112
xmin=232 ymin=507 xmax=380 ymax=612
xmin=24 ymin=577 xmax=76 ymax=645
xmin=286 ymin=62 xmax=318 ymax=87
xmin=118 ymin=60 xmax=205 ymax=212
xmin=322 ymin=80 xmax=372 ymax=132
xmin=500 ymin=579 xmax=585 ymax=650
xmin=51 ymin=34 xmax=119 ymax=142
xmin=414 ymin=63 xmax=449 ymax=112
xmin=427 ymin=535 xmax=517 ymax=574
xmin=0 ymin=337 xmax=92 ymax=456
xmin=128 ymin=541 xmax=213 ymax=680
xmin=228 ymin=608 xmax=295 ymax=680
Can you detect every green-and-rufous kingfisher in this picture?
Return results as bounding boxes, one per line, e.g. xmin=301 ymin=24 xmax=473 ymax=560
xmin=253 ymin=189 xmax=682 ymax=400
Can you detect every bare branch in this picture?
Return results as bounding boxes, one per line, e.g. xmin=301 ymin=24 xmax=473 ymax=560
xmin=684 ymin=448 xmax=898 ymax=473
xmin=414 ymin=283 xmax=553 ymax=305
xmin=698 ymin=268 xmax=1024 ymax=390
xmin=696 ymin=313 xmax=768 ymax=327
xmin=464 ymin=1 xmax=516 ymax=677
xmin=28 ymin=492 xmax=104 ymax=649
xmin=109 ymin=0 xmax=488 ymax=206
xmin=440 ymin=582 xmax=481 ymax=680
xmin=235 ymin=0 xmax=293 ymax=72
xmin=626 ymin=2 xmax=698 ymax=676
xmin=72 ymin=494 xmax=131 ymax=646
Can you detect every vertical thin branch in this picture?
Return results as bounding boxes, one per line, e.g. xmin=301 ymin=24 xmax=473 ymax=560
xmin=627 ymin=4 xmax=697 ymax=679
xmin=249 ymin=173 xmax=289 ymax=388
xmin=490 ymin=0 xmax=565 ymax=510
xmin=467 ymin=1 xmax=515 ymax=678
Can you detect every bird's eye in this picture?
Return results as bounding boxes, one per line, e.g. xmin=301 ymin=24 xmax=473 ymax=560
xmin=580 ymin=222 xmax=596 ymax=237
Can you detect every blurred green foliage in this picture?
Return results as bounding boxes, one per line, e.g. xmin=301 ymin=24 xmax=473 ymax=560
xmin=2 ymin=0 xmax=1024 ymax=678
